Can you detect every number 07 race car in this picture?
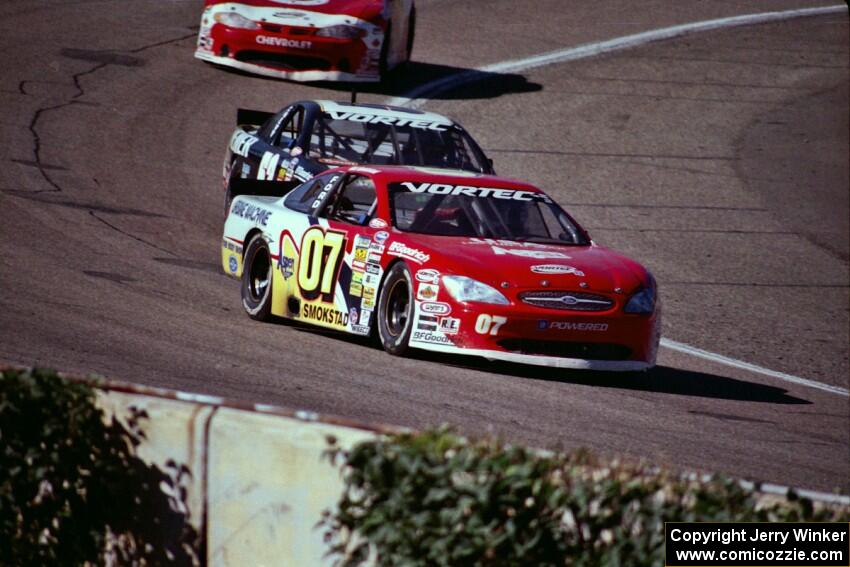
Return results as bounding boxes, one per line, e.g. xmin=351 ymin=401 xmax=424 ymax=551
xmin=195 ymin=0 xmax=415 ymax=82
xmin=221 ymin=166 xmax=661 ymax=370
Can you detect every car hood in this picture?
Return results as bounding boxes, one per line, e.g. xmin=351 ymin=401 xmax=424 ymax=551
xmin=211 ymin=0 xmax=384 ymax=21
xmin=388 ymin=235 xmax=649 ymax=295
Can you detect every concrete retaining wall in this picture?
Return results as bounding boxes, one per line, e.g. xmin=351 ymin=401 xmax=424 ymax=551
xmin=94 ymin=381 xmax=392 ymax=566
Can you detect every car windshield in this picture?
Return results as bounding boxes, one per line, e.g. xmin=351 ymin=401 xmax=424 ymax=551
xmin=389 ymin=182 xmax=588 ymax=245
xmin=308 ymin=113 xmax=490 ymax=173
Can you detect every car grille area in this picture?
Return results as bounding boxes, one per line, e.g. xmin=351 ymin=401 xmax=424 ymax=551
xmin=497 ymin=340 xmax=632 ymax=361
xmin=235 ymin=51 xmax=332 ymax=71
xmin=518 ymin=290 xmax=615 ymax=311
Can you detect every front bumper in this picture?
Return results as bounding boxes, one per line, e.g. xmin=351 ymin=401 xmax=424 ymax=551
xmin=196 ymin=23 xmax=381 ymax=82
xmin=410 ymin=301 xmax=661 ymax=372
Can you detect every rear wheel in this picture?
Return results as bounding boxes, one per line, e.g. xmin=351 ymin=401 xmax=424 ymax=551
xmin=377 ymin=262 xmax=414 ymax=355
xmin=241 ymin=233 xmax=273 ymax=321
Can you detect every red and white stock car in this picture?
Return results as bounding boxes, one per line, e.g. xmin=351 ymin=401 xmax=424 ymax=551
xmin=222 ymin=166 xmax=661 ymax=371
xmin=195 ymin=0 xmax=415 ymax=82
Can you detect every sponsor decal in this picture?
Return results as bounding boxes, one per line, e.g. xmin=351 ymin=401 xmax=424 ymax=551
xmin=412 ymin=331 xmax=453 ymax=345
xmin=531 ymin=264 xmax=585 ymax=276
xmin=354 ymin=235 xmax=371 ymax=248
xmin=351 ymin=324 xmax=371 ymax=335
xmin=279 ymin=256 xmax=295 ymax=279
xmin=420 ymin=302 xmax=451 ymax=316
xmin=256 ymin=36 xmax=312 ymax=49
xmin=362 ymin=297 xmax=376 ymax=310
xmin=365 ymin=263 xmax=381 ymax=275
xmin=349 ymin=307 xmax=359 ymax=325
xmin=538 ymin=321 xmax=609 ymax=332
xmin=367 ymin=252 xmax=383 ymax=263
xmin=360 ymin=309 xmax=372 ymax=326
xmin=492 ymin=246 xmax=570 ymax=260
xmin=369 ymin=218 xmax=389 ymax=229
xmin=399 ymin=182 xmax=552 ymax=203
xmin=415 ymin=268 xmax=440 ymax=284
xmin=368 ymin=244 xmax=385 ymax=254
xmin=289 ymin=147 xmax=303 ymax=157
xmin=363 ymin=287 xmax=376 ymax=300
xmin=326 ymin=111 xmax=448 ymax=132
xmin=228 ymin=256 xmax=238 ymax=273
xmin=302 ymin=303 xmax=349 ymax=326
xmin=388 ymin=241 xmax=430 ymax=264
xmin=285 ymin=157 xmax=298 ymax=182
xmin=350 ymin=282 xmax=363 ymax=297
xmin=231 ymin=201 xmax=271 ymax=226
xmin=373 ymin=231 xmax=389 ymax=244
xmin=311 ymin=174 xmax=339 ymax=209
xmin=354 ymin=248 xmax=369 ymax=262
xmin=417 ymin=283 xmax=439 ymax=301
xmin=352 ymin=260 xmax=366 ymax=271
xmin=418 ymin=314 xmax=439 ymax=323
xmin=468 ymin=237 xmax=561 ymax=250
xmin=293 ymin=165 xmax=311 ymax=181
xmin=417 ymin=322 xmax=437 ymax=331
xmin=352 ymin=272 xmax=363 ymax=285
xmin=363 ymin=273 xmax=380 ymax=287
xmin=439 ymin=317 xmax=460 ymax=335
xmin=241 ymin=163 xmax=251 ymax=177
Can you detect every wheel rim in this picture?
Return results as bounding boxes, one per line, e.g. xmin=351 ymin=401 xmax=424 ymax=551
xmin=248 ymin=247 xmax=270 ymax=302
xmin=384 ymin=278 xmax=410 ymax=338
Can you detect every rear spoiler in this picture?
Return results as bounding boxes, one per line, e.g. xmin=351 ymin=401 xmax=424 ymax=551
xmin=237 ymin=108 xmax=274 ymax=126
xmin=229 ymin=177 xmax=299 ymax=199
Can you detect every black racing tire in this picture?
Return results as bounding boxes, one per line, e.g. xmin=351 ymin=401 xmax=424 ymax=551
xmin=377 ymin=262 xmax=414 ymax=355
xmin=241 ymin=233 xmax=273 ymax=321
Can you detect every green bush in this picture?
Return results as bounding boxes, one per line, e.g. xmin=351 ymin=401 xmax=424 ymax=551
xmin=322 ymin=427 xmax=849 ymax=566
xmin=0 ymin=368 xmax=200 ymax=566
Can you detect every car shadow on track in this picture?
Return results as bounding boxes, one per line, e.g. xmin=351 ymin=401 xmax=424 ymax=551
xmin=277 ymin=321 xmax=810 ymax=405
xmin=318 ymin=61 xmax=543 ymax=100
xmin=210 ymin=60 xmax=542 ymax=100
xmin=406 ymin=351 xmax=811 ymax=405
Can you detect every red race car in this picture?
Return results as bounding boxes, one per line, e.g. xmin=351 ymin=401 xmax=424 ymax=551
xmin=195 ymin=0 xmax=415 ymax=82
xmin=222 ymin=166 xmax=661 ymax=370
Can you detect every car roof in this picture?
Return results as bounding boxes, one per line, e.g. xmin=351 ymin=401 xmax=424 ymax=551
xmin=313 ymin=100 xmax=456 ymax=127
xmin=344 ymin=165 xmax=543 ymax=193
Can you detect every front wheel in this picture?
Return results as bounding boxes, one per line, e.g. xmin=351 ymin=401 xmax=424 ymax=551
xmin=377 ymin=262 xmax=414 ymax=355
xmin=241 ymin=233 xmax=273 ymax=321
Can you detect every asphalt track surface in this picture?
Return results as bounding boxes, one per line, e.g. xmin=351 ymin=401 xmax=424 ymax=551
xmin=1 ymin=1 xmax=847 ymax=492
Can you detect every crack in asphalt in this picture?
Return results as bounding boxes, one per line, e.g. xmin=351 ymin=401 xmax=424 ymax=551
xmin=19 ymin=30 xmax=195 ymax=256
xmin=89 ymin=211 xmax=177 ymax=257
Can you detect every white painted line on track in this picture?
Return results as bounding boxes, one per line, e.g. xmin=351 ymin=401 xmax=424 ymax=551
xmin=662 ymin=339 xmax=849 ymax=397
xmin=388 ymin=5 xmax=848 ymax=108
xmin=387 ymin=4 xmax=850 ymax=397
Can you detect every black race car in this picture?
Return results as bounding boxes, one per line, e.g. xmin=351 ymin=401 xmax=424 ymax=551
xmin=221 ymin=100 xmax=494 ymax=212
